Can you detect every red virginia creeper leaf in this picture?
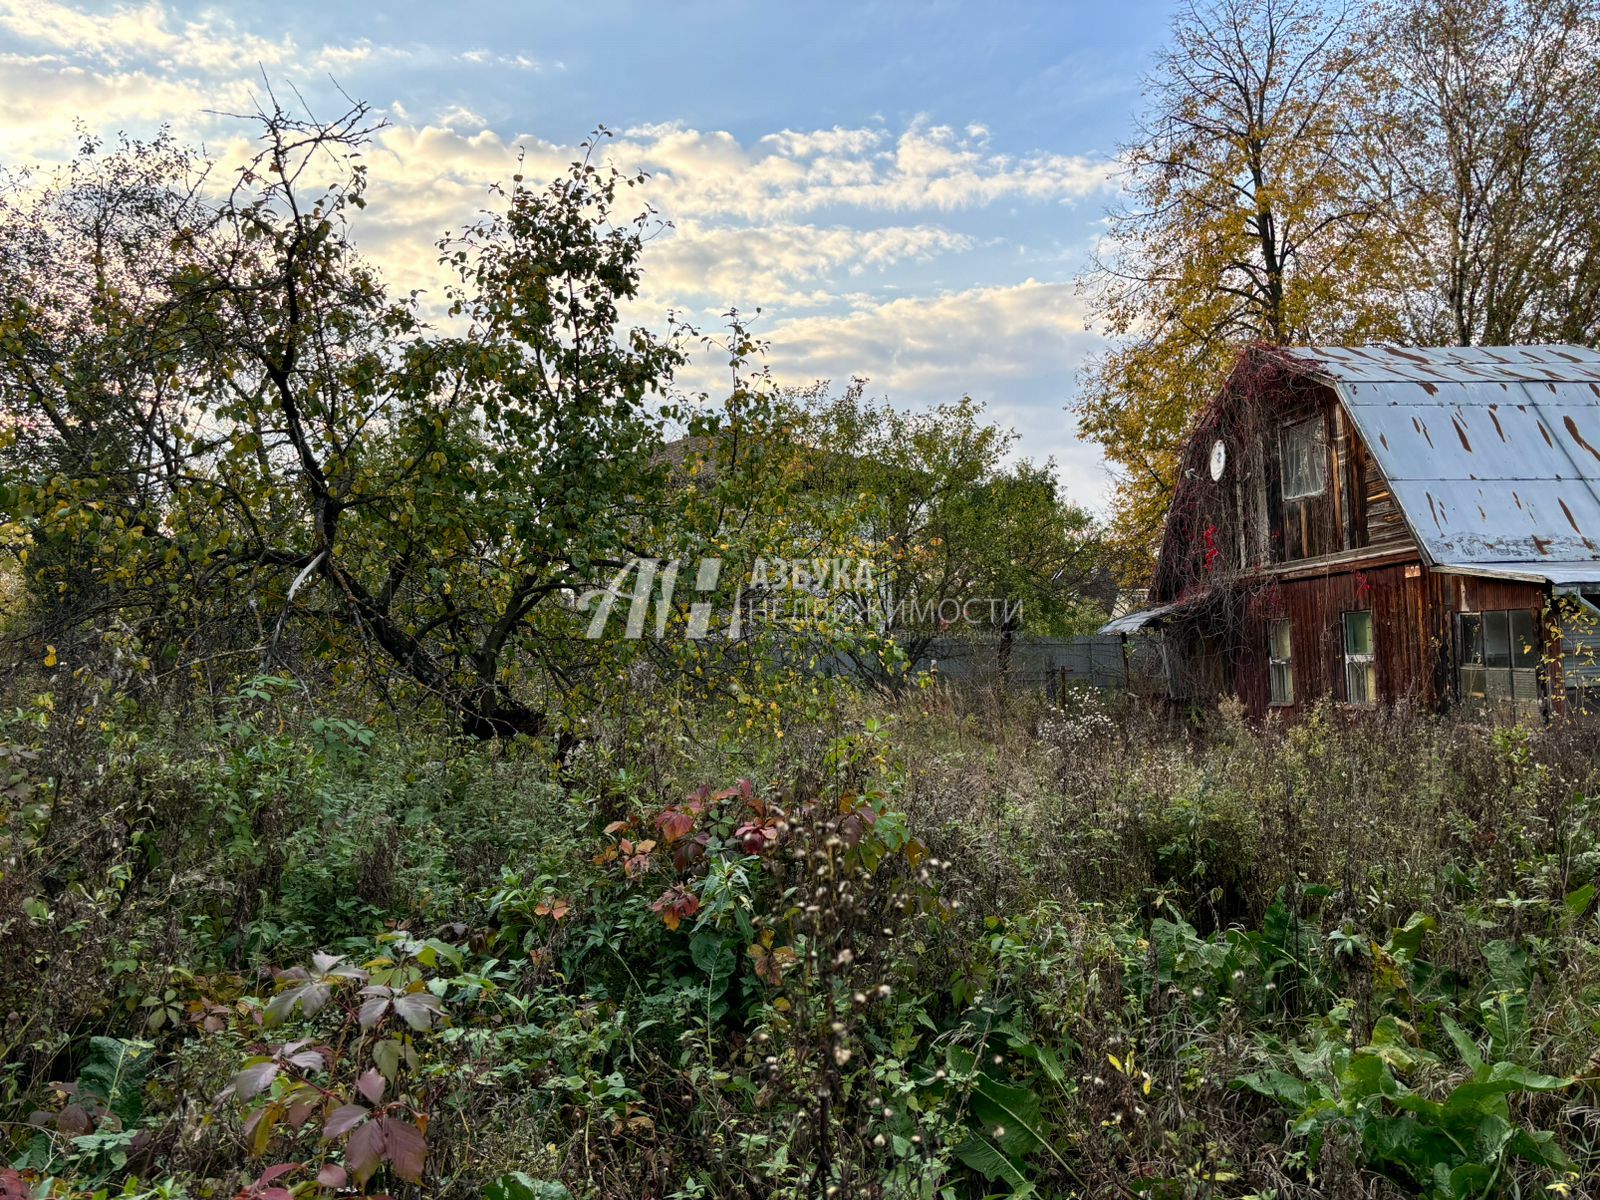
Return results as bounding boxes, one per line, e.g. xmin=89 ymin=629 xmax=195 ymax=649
xmin=322 ymin=1103 xmax=370 ymax=1140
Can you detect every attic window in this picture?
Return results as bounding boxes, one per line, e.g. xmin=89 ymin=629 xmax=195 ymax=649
xmin=1279 ymin=416 xmax=1327 ymax=500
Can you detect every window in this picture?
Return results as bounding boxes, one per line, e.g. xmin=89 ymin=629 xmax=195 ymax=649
xmin=1280 ymin=416 xmax=1328 ymax=500
xmin=1343 ymin=611 xmax=1376 ymax=705
xmin=1457 ymin=610 xmax=1540 ymax=707
xmin=1268 ymin=618 xmax=1294 ymax=706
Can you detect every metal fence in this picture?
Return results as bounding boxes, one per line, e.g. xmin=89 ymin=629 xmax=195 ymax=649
xmin=905 ymin=634 xmax=1139 ymax=695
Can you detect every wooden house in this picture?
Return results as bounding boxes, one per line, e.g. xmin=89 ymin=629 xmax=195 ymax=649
xmin=1103 ymin=345 xmax=1600 ymax=717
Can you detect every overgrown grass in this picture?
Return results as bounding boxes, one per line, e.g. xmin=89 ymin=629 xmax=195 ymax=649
xmin=3 ymin=677 xmax=1598 ymax=1199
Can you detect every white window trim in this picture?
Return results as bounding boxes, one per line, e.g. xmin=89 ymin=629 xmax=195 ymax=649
xmin=1343 ymin=610 xmax=1376 ymax=706
xmin=1268 ymin=618 xmax=1294 ymax=707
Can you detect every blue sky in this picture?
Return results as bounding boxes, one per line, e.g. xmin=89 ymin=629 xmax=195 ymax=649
xmin=0 ymin=1 xmax=1176 ymax=507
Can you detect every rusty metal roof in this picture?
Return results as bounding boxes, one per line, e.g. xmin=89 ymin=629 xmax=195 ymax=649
xmin=1302 ymin=344 xmax=1600 ymax=384
xmin=1290 ymin=345 xmax=1600 ymax=576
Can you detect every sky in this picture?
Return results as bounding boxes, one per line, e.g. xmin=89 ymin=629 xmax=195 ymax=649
xmin=0 ymin=0 xmax=1177 ymax=509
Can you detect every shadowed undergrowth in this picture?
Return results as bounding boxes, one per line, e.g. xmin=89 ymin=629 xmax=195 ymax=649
xmin=3 ymin=681 xmax=1598 ymax=1199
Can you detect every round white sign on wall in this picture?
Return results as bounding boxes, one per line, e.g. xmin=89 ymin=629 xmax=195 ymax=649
xmin=1208 ymin=439 xmax=1227 ymax=482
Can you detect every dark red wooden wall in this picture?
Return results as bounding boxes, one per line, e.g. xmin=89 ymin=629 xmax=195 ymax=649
xmin=1230 ymin=563 xmax=1549 ymax=718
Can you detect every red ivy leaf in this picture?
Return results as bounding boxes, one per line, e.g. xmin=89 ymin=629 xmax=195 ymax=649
xmin=316 ymin=1164 xmax=349 ymax=1189
xmin=391 ymin=990 xmax=443 ymax=1031
xmin=255 ymin=1163 xmax=301 ymax=1186
xmin=650 ymin=886 xmax=701 ymax=932
xmin=379 ymin=1116 xmax=427 ymax=1183
xmin=356 ymin=1068 xmax=386 ymax=1106
xmin=655 ymin=807 xmax=695 ymax=844
xmin=226 ymin=1061 xmax=279 ymax=1103
xmin=672 ymin=831 xmax=710 ymax=872
xmin=322 ymin=1103 xmax=370 ymax=1140
xmin=345 ymin=1119 xmax=384 ymax=1186
xmin=343 ymin=1115 xmax=427 ymax=1187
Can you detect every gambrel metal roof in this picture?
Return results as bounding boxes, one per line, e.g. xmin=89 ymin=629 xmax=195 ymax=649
xmin=1298 ymin=344 xmax=1600 ymax=585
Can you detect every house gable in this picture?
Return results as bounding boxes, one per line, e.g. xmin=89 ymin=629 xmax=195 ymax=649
xmin=1122 ymin=343 xmax=1600 ymax=719
xmin=1151 ymin=348 xmax=1419 ymax=604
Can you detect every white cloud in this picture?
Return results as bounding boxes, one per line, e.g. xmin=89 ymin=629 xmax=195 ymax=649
xmin=332 ymin=117 xmax=1110 ymax=297
xmin=761 ymin=279 xmax=1094 ymax=395
xmin=0 ymin=1 xmax=413 ymax=160
xmin=457 ymin=49 xmax=547 ymax=71
xmin=710 ymin=281 xmax=1111 ymax=505
xmin=620 ymin=119 xmax=1110 ymax=222
xmin=0 ymin=3 xmax=1113 ymax=499
xmin=637 ymin=220 xmax=975 ymax=310
xmin=0 ymin=0 xmax=292 ymax=74
xmin=0 ymin=57 xmax=255 ymax=160
xmin=350 ymin=117 xmax=1109 ymax=234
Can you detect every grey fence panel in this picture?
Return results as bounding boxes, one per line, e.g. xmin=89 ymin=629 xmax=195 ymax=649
xmin=909 ymin=635 xmax=1130 ymax=692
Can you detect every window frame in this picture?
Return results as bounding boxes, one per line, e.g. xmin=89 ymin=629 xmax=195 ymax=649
xmin=1342 ymin=610 xmax=1376 ymax=706
xmin=1267 ymin=617 xmax=1294 ymax=707
xmin=1457 ymin=611 xmax=1487 ymax=701
xmin=1456 ymin=608 xmax=1542 ymax=708
xmin=1279 ymin=415 xmax=1329 ymax=501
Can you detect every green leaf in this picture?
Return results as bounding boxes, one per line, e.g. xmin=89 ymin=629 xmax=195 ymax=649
xmin=76 ymin=1038 xmax=153 ymax=1126
xmin=484 ymin=1173 xmax=573 ymax=1200
xmin=1507 ymin=1126 xmax=1573 ymax=1171
xmin=1480 ymin=990 xmax=1527 ymax=1061
xmin=952 ymin=1134 xmax=1029 ymax=1188
xmin=1385 ymin=912 xmax=1435 ymax=962
xmin=1339 ymin=1050 xmax=1406 ymax=1101
xmin=689 ymin=930 xmax=735 ymax=988
xmin=1439 ymin=1014 xmax=1482 ymax=1075
xmin=1361 ymin=1115 xmax=1455 ymax=1182
xmin=1562 ymin=881 xmax=1595 ymax=926
xmin=1480 ymin=940 xmax=1530 ymax=993
xmin=1233 ymin=1069 xmax=1313 ymax=1109
xmin=1367 ymin=1015 xmax=1430 ymax=1072
xmin=372 ymin=1038 xmax=403 ymax=1082
xmin=970 ymin=1078 xmax=1045 ymax=1156
xmin=1032 ymin=1043 xmax=1067 ymax=1088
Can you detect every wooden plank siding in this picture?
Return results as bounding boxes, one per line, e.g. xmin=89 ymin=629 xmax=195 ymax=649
xmin=1145 ymin=349 xmax=1585 ymax=720
xmin=1231 ymin=565 xmax=1549 ymax=718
